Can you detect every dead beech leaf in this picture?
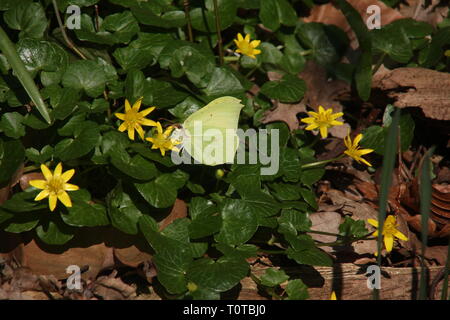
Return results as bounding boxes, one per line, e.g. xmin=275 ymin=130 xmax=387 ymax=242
xmin=113 ymin=245 xmax=152 ymax=268
xmin=92 ymin=274 xmax=136 ymax=300
xmin=374 ymin=67 xmax=450 ymax=121
xmin=159 ymin=198 xmax=187 ymax=231
xmin=19 ymin=173 xmax=45 ymax=191
xmin=304 ymin=0 xmax=405 ymax=48
xmin=308 ymin=211 xmax=341 ymax=252
xmin=399 ymin=0 xmax=448 ymax=27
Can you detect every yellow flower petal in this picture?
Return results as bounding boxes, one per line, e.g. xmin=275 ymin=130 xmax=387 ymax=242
xmin=237 ymin=33 xmax=244 ymax=41
xmin=140 ymin=119 xmax=157 ymax=127
xmin=306 ymin=124 xmax=319 ymax=131
xmin=124 ymin=99 xmax=131 ymax=112
xmin=115 ymin=113 xmax=125 ymax=120
xmin=250 ymin=40 xmax=261 ymax=47
xmin=41 ymin=164 xmax=53 ymax=181
xmin=139 ymin=106 xmax=156 ymax=117
xmin=330 ymin=291 xmax=337 ymax=300
xmin=301 ymin=117 xmax=316 ymax=124
xmin=29 ymin=179 xmax=47 ymax=190
xmin=35 ymin=189 xmax=49 ymax=201
xmin=244 ymin=34 xmax=250 ymax=42
xmin=49 ymin=194 xmax=58 ymax=211
xmin=135 ymin=125 xmax=145 ymax=141
xmin=354 ymin=133 xmax=363 ymax=145
xmin=61 ymin=169 xmax=75 ymax=183
xmin=118 ymin=122 xmax=127 ymax=132
xmin=319 ymin=126 xmax=328 ymax=139
xmin=127 ymin=127 xmax=135 ymax=140
xmin=384 ymin=234 xmax=394 ymax=252
xmin=367 ymin=218 xmax=379 ymax=227
xmin=58 ymin=191 xmax=72 ymax=208
xmin=64 ymin=183 xmax=79 ymax=191
xmin=132 ymin=97 xmax=143 ymax=111
xmin=394 ymin=230 xmax=408 ymax=241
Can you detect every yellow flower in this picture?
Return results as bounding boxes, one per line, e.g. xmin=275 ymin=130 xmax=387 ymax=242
xmin=344 ymin=133 xmax=374 ymax=167
xmin=234 ymin=33 xmax=261 ymax=59
xmin=330 ymin=291 xmax=337 ymax=300
xmin=146 ymin=122 xmax=180 ymax=156
xmin=29 ymin=163 xmax=79 ymax=212
xmin=445 ymin=49 xmax=450 ymax=57
xmin=368 ymin=215 xmax=408 ymax=253
xmin=301 ymin=106 xmax=344 ymax=139
xmin=115 ymin=98 xmax=157 ymax=141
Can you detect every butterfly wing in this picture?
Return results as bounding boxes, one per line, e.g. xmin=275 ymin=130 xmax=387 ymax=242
xmin=182 ymin=96 xmax=243 ymax=166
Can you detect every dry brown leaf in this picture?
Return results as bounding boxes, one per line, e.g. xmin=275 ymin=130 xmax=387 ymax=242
xmin=399 ymin=0 xmax=448 ymax=27
xmin=373 ymin=67 xmax=450 ymax=121
xmin=308 ymin=211 xmax=341 ymax=252
xmin=305 ymin=0 xmax=405 ymax=48
xmin=92 ymin=274 xmax=136 ymax=300
xmin=159 ymin=198 xmax=188 ymax=231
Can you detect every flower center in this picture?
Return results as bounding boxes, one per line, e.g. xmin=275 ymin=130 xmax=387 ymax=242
xmin=239 ymin=41 xmax=252 ymax=54
xmin=124 ymin=110 xmax=141 ymax=125
xmin=383 ymin=221 xmax=397 ymax=235
xmin=317 ymin=113 xmax=332 ymax=127
xmin=47 ymin=177 xmax=64 ymax=195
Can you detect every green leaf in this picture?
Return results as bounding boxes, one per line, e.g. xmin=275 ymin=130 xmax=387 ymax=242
xmin=54 ymin=121 xmax=100 ymax=161
xmin=422 ymin=27 xmax=450 ymax=68
xmin=336 ymin=0 xmax=372 ymax=101
xmin=75 ymin=11 xmax=139 ymax=45
xmin=296 ymin=23 xmax=341 ymax=66
xmin=372 ymin=24 xmax=413 ymax=63
xmin=0 ymin=138 xmax=25 ymax=185
xmin=187 ymin=256 xmax=249 ymax=293
xmin=107 ymin=183 xmax=145 ymax=235
xmin=260 ymin=268 xmax=289 ymax=287
xmin=25 ymin=145 xmax=53 ymax=164
xmin=36 ymin=218 xmax=74 ymax=245
xmin=124 ymin=69 xmax=145 ymax=103
xmin=62 ymin=60 xmax=107 ymax=98
xmin=134 ymin=176 xmax=177 ymax=208
xmin=215 ymin=199 xmax=257 ymax=245
xmin=260 ymin=74 xmax=305 ymax=103
xmin=111 ymin=153 xmax=158 ymax=181
xmin=3 ymin=212 xmax=40 ymax=233
xmin=339 ymin=216 xmax=368 ymax=238
xmin=203 ymin=67 xmax=245 ymax=98
xmin=286 ymin=246 xmax=333 ymax=267
xmin=0 ymin=112 xmax=25 ymax=139
xmin=144 ymin=78 xmax=190 ymax=108
xmin=278 ymin=209 xmax=311 ymax=235
xmin=259 ymin=0 xmax=297 ymax=31
xmin=62 ymin=200 xmax=109 ymax=227
xmin=169 ymin=46 xmax=215 ymax=88
xmin=190 ymin=0 xmax=237 ymax=32
xmin=285 ymin=279 xmax=309 ymax=300
xmin=269 ymin=183 xmax=302 ymax=201
xmin=4 ymin=1 xmax=47 ymax=39
xmin=131 ymin=4 xmax=185 ymax=29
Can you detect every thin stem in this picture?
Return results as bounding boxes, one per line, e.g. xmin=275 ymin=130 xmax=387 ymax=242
xmin=212 ymin=0 xmax=224 ymax=65
xmin=52 ymin=0 xmax=88 ymax=60
xmin=301 ymin=154 xmax=345 ymax=169
xmin=372 ymin=52 xmax=386 ymax=75
xmin=224 ymin=56 xmax=240 ymax=62
xmin=183 ymin=0 xmax=194 ymax=42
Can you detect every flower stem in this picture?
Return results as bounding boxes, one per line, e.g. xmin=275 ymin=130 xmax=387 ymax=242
xmin=224 ymin=56 xmax=240 ymax=62
xmin=212 ymin=0 xmax=224 ymax=65
xmin=183 ymin=0 xmax=194 ymax=42
xmin=301 ymin=154 xmax=345 ymax=169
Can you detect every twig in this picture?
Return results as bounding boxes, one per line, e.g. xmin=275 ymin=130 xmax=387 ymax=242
xmin=51 ymin=0 xmax=88 ymax=60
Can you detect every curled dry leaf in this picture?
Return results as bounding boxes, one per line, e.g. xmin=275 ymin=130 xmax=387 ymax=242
xmin=304 ymin=0 xmax=404 ymax=48
xmin=308 ymin=211 xmax=341 ymax=253
xmin=91 ymin=274 xmax=137 ymax=300
xmin=373 ymin=67 xmax=450 ymax=121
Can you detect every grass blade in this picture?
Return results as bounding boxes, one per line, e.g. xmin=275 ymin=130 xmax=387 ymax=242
xmin=373 ymin=108 xmax=400 ymax=299
xmin=418 ymin=147 xmax=434 ymax=300
xmin=0 ymin=26 xmax=52 ymax=124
